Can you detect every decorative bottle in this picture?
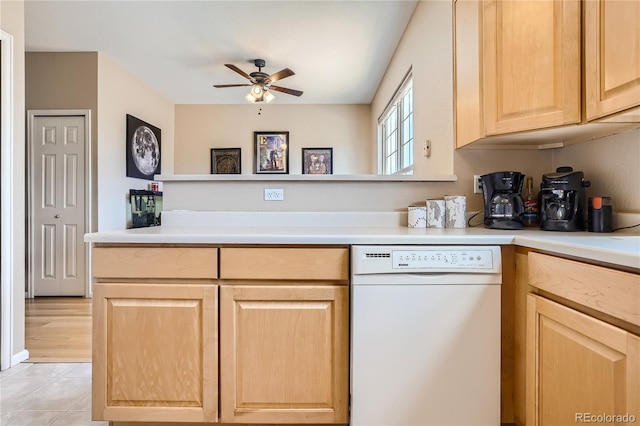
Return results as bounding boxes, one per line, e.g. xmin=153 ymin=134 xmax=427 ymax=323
xmin=523 ymin=176 xmax=538 ymax=227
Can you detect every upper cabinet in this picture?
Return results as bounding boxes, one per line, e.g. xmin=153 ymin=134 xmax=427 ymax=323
xmin=584 ymin=0 xmax=640 ymax=121
xmin=455 ymin=0 xmax=640 ymax=149
xmin=482 ymin=0 xmax=581 ymax=136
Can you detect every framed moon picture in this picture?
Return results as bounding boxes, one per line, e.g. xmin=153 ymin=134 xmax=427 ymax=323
xmin=126 ymin=114 xmax=161 ymax=180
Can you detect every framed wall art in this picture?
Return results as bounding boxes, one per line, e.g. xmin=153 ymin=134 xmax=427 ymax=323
xmin=254 ymin=131 xmax=289 ymax=174
xmin=126 ymin=114 xmax=161 ymax=180
xmin=302 ymin=147 xmax=333 ymax=175
xmin=210 ymin=148 xmax=241 ymax=174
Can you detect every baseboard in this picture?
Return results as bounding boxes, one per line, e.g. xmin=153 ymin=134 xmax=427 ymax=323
xmin=12 ymin=349 xmax=29 ymax=366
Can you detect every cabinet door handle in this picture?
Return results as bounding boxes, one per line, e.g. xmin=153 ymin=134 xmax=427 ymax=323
xmin=54 ymin=214 xmax=60 ymax=219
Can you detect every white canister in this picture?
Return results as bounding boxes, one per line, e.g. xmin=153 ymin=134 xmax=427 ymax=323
xmin=408 ymin=205 xmax=427 ymax=228
xmin=426 ymin=199 xmax=446 ymax=228
xmin=444 ymin=195 xmax=467 ymax=228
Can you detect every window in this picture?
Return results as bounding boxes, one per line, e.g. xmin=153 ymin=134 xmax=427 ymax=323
xmin=379 ymin=72 xmax=413 ymax=175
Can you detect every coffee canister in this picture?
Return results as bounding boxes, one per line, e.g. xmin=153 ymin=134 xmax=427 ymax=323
xmin=588 ymin=196 xmax=612 ymax=233
xmin=426 ymin=199 xmax=446 ymax=228
xmin=444 ymin=195 xmax=467 ymax=228
xmin=408 ymin=205 xmax=427 ymax=228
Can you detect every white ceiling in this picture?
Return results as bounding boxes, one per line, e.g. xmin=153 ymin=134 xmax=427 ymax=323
xmin=24 ymin=0 xmax=418 ymax=105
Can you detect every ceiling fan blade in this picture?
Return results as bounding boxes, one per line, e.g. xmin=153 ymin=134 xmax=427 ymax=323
xmin=213 ymin=84 xmax=252 ymax=88
xmin=267 ymin=68 xmax=294 ymax=83
xmin=224 ymin=64 xmax=252 ymax=80
xmin=269 ymin=85 xmax=303 ymax=97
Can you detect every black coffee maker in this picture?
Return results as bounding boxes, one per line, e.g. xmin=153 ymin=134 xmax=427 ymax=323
xmin=481 ymin=171 xmax=525 ymax=229
xmin=539 ymin=167 xmax=590 ymax=231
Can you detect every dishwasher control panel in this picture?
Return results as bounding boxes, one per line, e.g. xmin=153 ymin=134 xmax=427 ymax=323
xmin=392 ymin=249 xmax=495 ymax=269
xmin=351 ymin=245 xmax=501 ymax=275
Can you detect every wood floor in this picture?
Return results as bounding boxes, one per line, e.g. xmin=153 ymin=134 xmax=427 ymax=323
xmin=25 ymin=297 xmax=92 ymax=362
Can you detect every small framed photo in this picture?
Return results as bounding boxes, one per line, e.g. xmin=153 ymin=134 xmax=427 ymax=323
xmin=302 ymin=148 xmax=333 ymax=175
xmin=254 ymin=131 xmax=289 ymax=174
xmin=210 ymin=148 xmax=241 ymax=174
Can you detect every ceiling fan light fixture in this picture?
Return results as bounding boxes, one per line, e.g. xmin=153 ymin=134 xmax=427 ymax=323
xmin=251 ymin=84 xmax=263 ymax=96
xmin=216 ymin=60 xmax=301 ymax=102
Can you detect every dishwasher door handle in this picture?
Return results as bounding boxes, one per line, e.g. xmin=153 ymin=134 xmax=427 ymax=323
xmin=352 ymin=272 xmax=502 ymax=286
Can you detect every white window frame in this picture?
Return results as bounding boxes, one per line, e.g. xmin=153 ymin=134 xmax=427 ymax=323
xmin=378 ymin=71 xmax=413 ymax=175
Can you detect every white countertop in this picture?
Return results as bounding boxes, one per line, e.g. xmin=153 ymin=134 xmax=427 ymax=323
xmin=85 ymin=211 xmax=640 ymax=270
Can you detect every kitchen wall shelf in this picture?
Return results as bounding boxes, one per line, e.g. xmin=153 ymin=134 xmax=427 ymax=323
xmin=155 ymin=174 xmax=458 ymax=183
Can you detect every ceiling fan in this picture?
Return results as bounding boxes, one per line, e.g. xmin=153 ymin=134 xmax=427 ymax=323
xmin=214 ymin=59 xmax=303 ymax=103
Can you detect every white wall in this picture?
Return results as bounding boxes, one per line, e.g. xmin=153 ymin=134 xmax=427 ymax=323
xmin=174 ymin=104 xmax=371 ymax=175
xmin=0 ymin=0 xmax=27 ymax=364
xmin=97 ymin=54 xmax=175 ymax=231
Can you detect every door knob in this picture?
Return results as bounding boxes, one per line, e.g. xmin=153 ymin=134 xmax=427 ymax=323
xmin=54 ymin=214 xmax=60 ymax=219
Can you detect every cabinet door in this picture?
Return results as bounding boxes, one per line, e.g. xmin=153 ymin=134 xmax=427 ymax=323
xmin=513 ymin=248 xmax=529 ymax=426
xmin=526 ymin=294 xmax=640 ymax=425
xmin=483 ymin=0 xmax=581 ymax=135
xmin=220 ymin=285 xmax=349 ymax=424
xmin=585 ymin=0 xmax=640 ymax=121
xmin=93 ymin=283 xmax=218 ymax=423
xmin=454 ymin=0 xmax=484 ymax=147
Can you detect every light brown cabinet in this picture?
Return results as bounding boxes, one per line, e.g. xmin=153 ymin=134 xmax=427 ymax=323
xmin=220 ymin=285 xmax=349 ymax=424
xmin=526 ymin=294 xmax=640 ymax=425
xmin=93 ymin=283 xmax=219 ymax=423
xmin=524 ymin=251 xmax=640 ymax=425
xmin=512 ymin=247 xmax=530 ymax=426
xmin=480 ymin=0 xmax=581 ymax=137
xmin=455 ymin=0 xmax=581 ymax=148
xmin=219 ymin=247 xmax=350 ymax=424
xmin=91 ymin=244 xmax=349 ymax=425
xmin=92 ymin=246 xmax=219 ymax=423
xmin=454 ymin=0 xmax=640 ymax=149
xmin=585 ymin=0 xmax=640 ymax=121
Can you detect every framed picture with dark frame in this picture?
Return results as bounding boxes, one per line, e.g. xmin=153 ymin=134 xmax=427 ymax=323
xmin=254 ymin=131 xmax=289 ymax=174
xmin=302 ymin=147 xmax=333 ymax=175
xmin=126 ymin=114 xmax=161 ymax=180
xmin=210 ymin=148 xmax=241 ymax=174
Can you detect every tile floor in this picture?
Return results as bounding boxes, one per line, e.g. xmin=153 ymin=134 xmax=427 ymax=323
xmin=0 ymin=362 xmax=107 ymax=426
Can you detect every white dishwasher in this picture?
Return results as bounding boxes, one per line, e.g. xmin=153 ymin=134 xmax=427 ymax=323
xmin=350 ymin=245 xmax=501 ymax=426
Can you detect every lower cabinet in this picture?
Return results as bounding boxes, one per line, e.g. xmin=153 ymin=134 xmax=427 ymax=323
xmin=218 ymin=247 xmax=350 ymax=424
xmin=526 ymin=294 xmax=640 ymax=425
xmin=92 ymin=282 xmax=219 ymax=423
xmin=91 ymin=244 xmax=350 ymax=425
xmin=524 ymin=251 xmax=640 ymax=426
xmin=220 ymin=285 xmax=349 ymax=424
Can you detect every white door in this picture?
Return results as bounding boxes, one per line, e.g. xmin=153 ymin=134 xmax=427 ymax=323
xmin=31 ymin=115 xmax=86 ymax=296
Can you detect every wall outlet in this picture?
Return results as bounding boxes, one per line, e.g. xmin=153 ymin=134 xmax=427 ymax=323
xmin=473 ymin=175 xmax=483 ymax=194
xmin=264 ymin=188 xmax=284 ymax=201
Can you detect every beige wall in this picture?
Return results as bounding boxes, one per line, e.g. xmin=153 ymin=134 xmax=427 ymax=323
xmin=174 ymin=104 xmax=371 ymax=175
xmin=1 ymin=0 xmax=26 ymax=365
xmin=97 ymin=53 xmax=175 ymax=231
xmin=163 ymin=148 xmax=553 ymax=214
xmin=25 ymin=52 xmax=99 ymax=230
xmin=553 ymin=128 xmax=640 ymax=212
xmin=166 ymin=0 xmax=639 ymax=216
xmin=371 ymin=0 xmax=456 ymax=177
xmin=167 ymin=0 xmax=554 ymax=214
xmin=25 ymin=52 xmax=175 ymax=232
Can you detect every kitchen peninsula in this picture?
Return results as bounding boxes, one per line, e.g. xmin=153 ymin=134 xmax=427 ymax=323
xmin=85 ymin=210 xmax=640 ymax=426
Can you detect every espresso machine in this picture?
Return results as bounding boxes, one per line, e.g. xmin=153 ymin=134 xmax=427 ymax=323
xmin=539 ymin=167 xmax=590 ymax=231
xmin=481 ymin=171 xmax=525 ymax=229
